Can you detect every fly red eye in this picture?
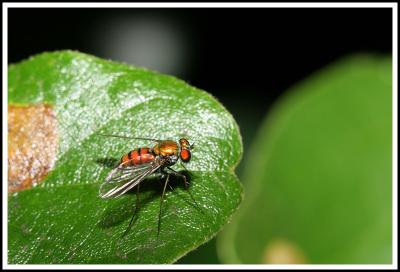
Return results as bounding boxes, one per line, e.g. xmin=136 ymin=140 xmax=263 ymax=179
xmin=180 ymin=149 xmax=191 ymax=162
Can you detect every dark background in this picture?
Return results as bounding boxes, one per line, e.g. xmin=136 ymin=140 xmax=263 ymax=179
xmin=8 ymin=8 xmax=392 ymax=263
xmin=8 ymin=8 xmax=392 ymax=139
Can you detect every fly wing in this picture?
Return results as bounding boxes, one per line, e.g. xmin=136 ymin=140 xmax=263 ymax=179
xmin=99 ymin=159 xmax=163 ymax=199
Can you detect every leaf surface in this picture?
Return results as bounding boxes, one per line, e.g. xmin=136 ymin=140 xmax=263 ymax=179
xmin=8 ymin=51 xmax=243 ymax=264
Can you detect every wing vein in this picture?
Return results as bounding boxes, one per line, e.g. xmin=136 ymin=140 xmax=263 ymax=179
xmin=100 ymin=158 xmax=164 ymax=199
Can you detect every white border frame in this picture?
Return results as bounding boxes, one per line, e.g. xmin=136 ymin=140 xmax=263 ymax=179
xmin=2 ymin=2 xmax=398 ymax=270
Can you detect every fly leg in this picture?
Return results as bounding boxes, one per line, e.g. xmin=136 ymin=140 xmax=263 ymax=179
xmin=167 ymin=167 xmax=203 ymax=214
xmin=157 ymin=173 xmax=170 ymax=240
xmin=122 ymin=183 xmax=140 ymax=237
xmin=167 ymin=167 xmax=188 ymax=189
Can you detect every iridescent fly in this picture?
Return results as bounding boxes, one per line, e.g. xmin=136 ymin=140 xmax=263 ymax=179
xmin=98 ymin=134 xmax=194 ymax=238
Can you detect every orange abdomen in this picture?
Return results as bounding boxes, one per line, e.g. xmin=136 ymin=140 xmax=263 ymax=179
xmin=120 ymin=147 xmax=155 ymax=166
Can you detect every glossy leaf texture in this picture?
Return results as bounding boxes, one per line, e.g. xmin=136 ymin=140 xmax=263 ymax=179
xmin=8 ymin=51 xmax=243 ymax=264
xmin=217 ymin=55 xmax=392 ymax=264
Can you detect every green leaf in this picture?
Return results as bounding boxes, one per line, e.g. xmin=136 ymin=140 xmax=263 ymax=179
xmin=8 ymin=51 xmax=243 ymax=264
xmin=217 ymin=55 xmax=392 ymax=264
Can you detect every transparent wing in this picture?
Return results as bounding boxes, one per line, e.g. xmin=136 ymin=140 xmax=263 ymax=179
xmin=99 ymin=160 xmax=163 ymax=199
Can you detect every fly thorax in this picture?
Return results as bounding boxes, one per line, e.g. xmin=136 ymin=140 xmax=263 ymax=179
xmin=159 ymin=140 xmax=179 ymax=156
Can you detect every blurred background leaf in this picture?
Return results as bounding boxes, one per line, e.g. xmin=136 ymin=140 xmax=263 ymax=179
xmin=217 ymin=55 xmax=392 ymax=264
xmin=8 ymin=51 xmax=243 ymax=264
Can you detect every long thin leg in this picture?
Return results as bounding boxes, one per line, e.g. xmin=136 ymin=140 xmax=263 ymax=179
xmin=157 ymin=173 xmax=170 ymax=240
xmin=167 ymin=167 xmax=188 ymax=189
xmin=167 ymin=167 xmax=204 ymax=214
xmin=122 ymin=184 xmax=140 ymax=237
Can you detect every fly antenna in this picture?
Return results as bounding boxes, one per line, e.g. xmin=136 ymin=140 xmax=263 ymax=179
xmin=97 ymin=133 xmax=162 ymax=142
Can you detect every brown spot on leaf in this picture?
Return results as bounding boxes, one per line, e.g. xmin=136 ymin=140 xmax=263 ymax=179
xmin=8 ymin=104 xmax=58 ymax=193
xmin=262 ymin=238 xmax=307 ymax=264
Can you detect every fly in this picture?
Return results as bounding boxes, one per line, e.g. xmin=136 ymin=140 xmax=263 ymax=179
xmin=98 ymin=134 xmax=195 ymax=239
